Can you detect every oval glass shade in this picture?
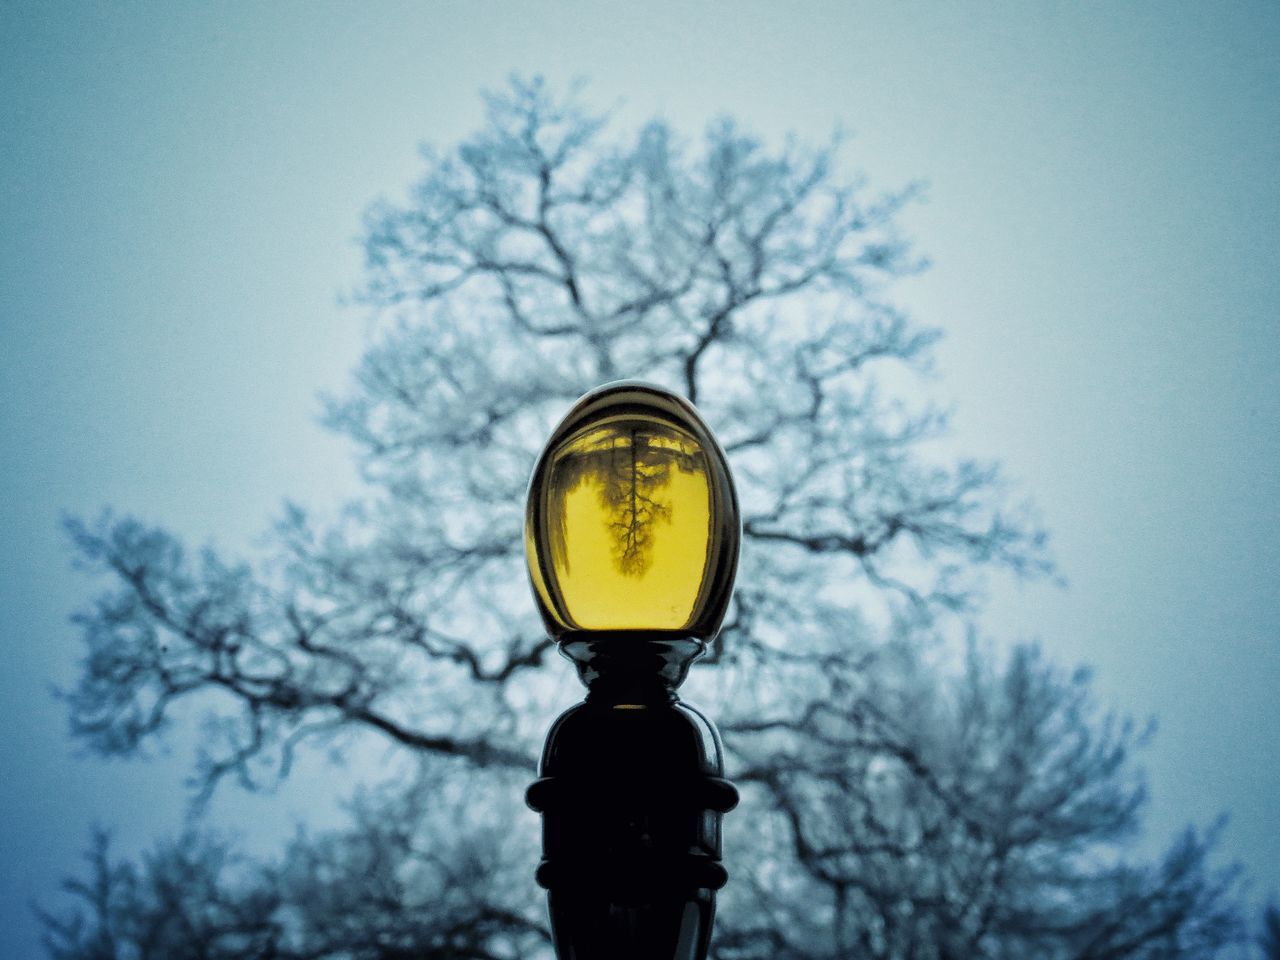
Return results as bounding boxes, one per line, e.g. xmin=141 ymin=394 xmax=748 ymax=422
xmin=526 ymin=381 xmax=740 ymax=643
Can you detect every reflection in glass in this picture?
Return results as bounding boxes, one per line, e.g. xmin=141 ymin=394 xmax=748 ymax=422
xmin=542 ymin=418 xmax=712 ymax=630
xmin=526 ymin=381 xmax=740 ymax=642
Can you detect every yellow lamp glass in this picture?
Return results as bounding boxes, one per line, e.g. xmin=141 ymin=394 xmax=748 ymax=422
xmin=525 ymin=381 xmax=740 ymax=643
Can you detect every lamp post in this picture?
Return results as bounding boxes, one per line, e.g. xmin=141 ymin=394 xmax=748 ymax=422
xmin=524 ymin=380 xmax=740 ymax=960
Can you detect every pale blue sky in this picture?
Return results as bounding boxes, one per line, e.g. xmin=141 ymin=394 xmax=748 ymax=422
xmin=2 ymin=2 xmax=1277 ymax=955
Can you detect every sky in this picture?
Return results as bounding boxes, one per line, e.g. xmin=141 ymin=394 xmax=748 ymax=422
xmin=2 ymin=1 xmax=1277 ymax=955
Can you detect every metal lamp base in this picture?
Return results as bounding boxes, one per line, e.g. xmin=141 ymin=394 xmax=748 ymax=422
xmin=527 ymin=637 xmax=737 ymax=960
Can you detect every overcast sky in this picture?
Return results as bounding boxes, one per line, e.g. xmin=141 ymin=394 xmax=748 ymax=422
xmin=2 ymin=2 xmax=1277 ymax=956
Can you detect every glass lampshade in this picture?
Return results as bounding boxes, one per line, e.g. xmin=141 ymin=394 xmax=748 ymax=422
xmin=525 ymin=381 xmax=740 ymax=645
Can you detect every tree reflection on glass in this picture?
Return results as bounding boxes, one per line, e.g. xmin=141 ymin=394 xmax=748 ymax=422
xmin=548 ymin=421 xmax=706 ymax=579
xmin=526 ymin=390 xmax=731 ymax=634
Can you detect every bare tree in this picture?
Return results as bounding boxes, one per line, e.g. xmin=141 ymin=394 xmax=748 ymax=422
xmin=46 ymin=77 xmax=1242 ymax=959
xmin=39 ymin=829 xmax=286 ymax=960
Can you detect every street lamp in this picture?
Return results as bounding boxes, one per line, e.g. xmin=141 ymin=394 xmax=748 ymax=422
xmin=525 ymin=380 xmax=740 ymax=960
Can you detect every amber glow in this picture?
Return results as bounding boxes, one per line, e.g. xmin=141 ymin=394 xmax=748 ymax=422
xmin=525 ymin=381 xmax=740 ymax=642
xmin=544 ymin=419 xmax=712 ymax=629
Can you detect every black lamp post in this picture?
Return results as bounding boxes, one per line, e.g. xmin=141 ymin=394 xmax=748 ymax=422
xmin=524 ymin=380 xmax=740 ymax=960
